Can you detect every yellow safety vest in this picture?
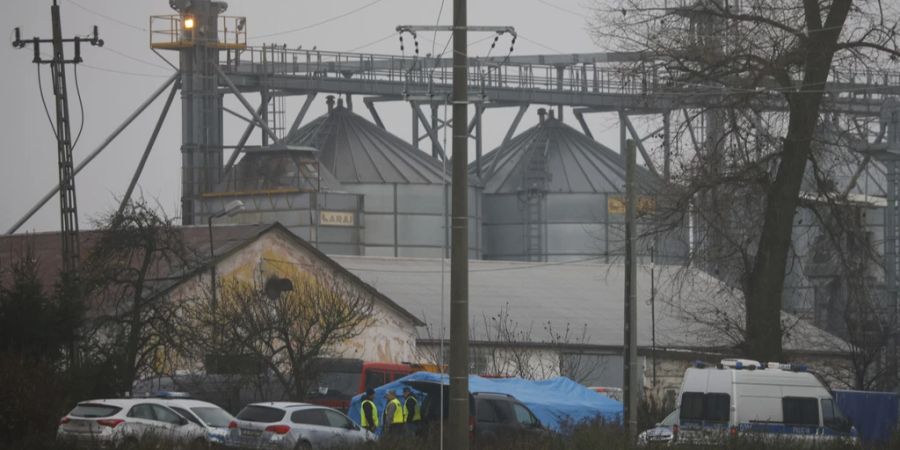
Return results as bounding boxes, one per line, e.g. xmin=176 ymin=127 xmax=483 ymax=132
xmin=403 ymin=396 xmax=422 ymax=422
xmin=360 ymin=399 xmax=379 ymax=428
xmin=388 ymin=398 xmax=404 ymax=424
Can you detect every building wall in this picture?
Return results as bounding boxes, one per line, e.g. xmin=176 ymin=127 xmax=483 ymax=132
xmin=204 ymin=191 xmax=366 ymax=256
xmin=169 ymin=228 xmax=419 ymax=366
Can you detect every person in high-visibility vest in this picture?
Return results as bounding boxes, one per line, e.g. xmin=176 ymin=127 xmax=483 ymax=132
xmin=360 ymin=388 xmax=379 ymax=433
xmin=382 ymin=390 xmax=405 ymax=434
xmin=402 ymin=386 xmax=421 ymax=435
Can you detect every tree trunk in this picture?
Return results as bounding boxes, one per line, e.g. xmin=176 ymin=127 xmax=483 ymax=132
xmin=744 ymin=0 xmax=851 ymax=361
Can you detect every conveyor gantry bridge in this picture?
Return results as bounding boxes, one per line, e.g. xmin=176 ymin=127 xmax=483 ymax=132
xmin=221 ymin=46 xmax=900 ymax=116
xmin=217 ymin=45 xmax=900 ymax=177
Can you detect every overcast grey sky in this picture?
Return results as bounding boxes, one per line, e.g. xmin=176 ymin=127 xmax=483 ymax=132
xmin=1 ymin=0 xmax=618 ymax=233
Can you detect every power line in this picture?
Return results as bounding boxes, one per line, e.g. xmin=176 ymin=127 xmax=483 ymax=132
xmin=515 ymin=33 xmax=564 ymax=54
xmin=250 ymin=0 xmax=388 ymax=40
xmin=345 ymin=32 xmax=397 ymax=52
xmin=431 ymin=0 xmax=447 ymax=56
xmin=36 ymin=65 xmax=60 ymax=140
xmin=80 ymin=63 xmax=171 ymax=78
xmin=101 ymin=45 xmax=172 ymax=71
xmin=535 ymin=0 xmax=584 ymax=18
xmin=71 ymin=64 xmax=85 ymax=152
xmin=68 ymin=0 xmax=147 ymax=32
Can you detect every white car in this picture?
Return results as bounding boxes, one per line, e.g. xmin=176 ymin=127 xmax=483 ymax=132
xmin=637 ymin=409 xmax=678 ymax=446
xmin=229 ymin=402 xmax=375 ymax=449
xmin=57 ymin=398 xmax=207 ymax=447
xmin=157 ymin=396 xmax=235 ymax=446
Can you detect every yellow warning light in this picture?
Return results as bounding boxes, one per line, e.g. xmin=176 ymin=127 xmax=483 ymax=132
xmin=183 ymin=16 xmax=195 ymax=30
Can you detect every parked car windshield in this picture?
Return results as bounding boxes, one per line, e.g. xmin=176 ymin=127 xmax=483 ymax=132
xmin=660 ymin=409 xmax=678 ymax=426
xmin=70 ymin=404 xmax=122 ymax=418
xmin=237 ymin=405 xmax=285 ymax=423
xmin=192 ymin=406 xmax=233 ymax=428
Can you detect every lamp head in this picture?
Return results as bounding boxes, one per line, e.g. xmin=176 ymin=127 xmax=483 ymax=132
xmin=222 ymin=200 xmax=244 ymax=217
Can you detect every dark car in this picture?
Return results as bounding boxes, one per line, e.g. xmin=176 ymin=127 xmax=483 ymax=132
xmin=405 ymin=381 xmax=546 ymax=441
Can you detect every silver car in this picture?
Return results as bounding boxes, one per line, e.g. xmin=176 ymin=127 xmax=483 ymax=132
xmin=158 ymin=397 xmax=235 ymax=446
xmin=230 ymin=402 xmax=375 ymax=449
xmin=637 ymin=409 xmax=678 ymax=446
xmin=57 ymin=398 xmax=207 ymax=447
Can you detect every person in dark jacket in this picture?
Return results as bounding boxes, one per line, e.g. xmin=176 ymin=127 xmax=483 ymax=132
xmin=402 ymin=386 xmax=421 ymax=435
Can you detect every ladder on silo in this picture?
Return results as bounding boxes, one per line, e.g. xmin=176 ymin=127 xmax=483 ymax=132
xmin=269 ymin=92 xmax=286 ymax=140
xmin=522 ymin=133 xmax=550 ymax=262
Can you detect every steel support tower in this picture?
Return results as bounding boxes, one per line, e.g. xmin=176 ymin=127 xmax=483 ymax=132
xmin=12 ymin=1 xmax=102 ymax=273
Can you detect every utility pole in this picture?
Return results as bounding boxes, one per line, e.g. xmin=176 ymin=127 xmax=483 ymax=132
xmin=394 ymin=20 xmax=513 ymax=449
xmin=12 ymin=1 xmax=103 ymax=273
xmin=449 ymin=0 xmax=470 ymax=448
xmin=623 ymin=139 xmax=639 ymax=438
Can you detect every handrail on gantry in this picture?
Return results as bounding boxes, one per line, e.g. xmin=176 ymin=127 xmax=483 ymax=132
xmin=222 ymin=46 xmax=900 ymax=100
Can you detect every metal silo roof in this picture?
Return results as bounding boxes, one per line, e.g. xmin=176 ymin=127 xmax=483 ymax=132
xmin=476 ymin=114 xmax=656 ymax=195
xmin=218 ymin=145 xmax=343 ymax=192
xmin=285 ymin=103 xmax=448 ymax=185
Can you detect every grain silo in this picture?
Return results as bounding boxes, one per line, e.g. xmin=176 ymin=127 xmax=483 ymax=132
xmin=476 ymin=108 xmax=687 ymax=263
xmin=284 ymin=96 xmax=482 ymax=258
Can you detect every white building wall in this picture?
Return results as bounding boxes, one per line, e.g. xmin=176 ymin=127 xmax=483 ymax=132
xmin=168 ymin=228 xmax=419 ymax=367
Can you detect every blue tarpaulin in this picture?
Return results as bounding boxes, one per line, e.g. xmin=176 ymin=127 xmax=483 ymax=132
xmin=833 ymin=390 xmax=898 ymax=444
xmin=347 ymin=372 xmax=623 ymax=433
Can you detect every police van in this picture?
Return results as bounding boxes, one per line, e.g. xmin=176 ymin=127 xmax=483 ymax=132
xmin=674 ymin=358 xmax=856 ymax=444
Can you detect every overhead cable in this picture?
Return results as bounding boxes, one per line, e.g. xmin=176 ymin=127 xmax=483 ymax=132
xmin=251 ymin=0 xmax=388 ymax=40
xmin=68 ymin=0 xmax=148 ymax=32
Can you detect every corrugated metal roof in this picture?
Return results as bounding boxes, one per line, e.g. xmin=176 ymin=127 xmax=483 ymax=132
xmin=475 ymin=115 xmax=657 ymax=195
xmin=331 ymin=255 xmax=846 ymax=354
xmin=285 ymin=104 xmax=448 ymax=185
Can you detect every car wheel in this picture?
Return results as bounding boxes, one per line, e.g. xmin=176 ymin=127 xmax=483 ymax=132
xmin=192 ymin=437 xmax=209 ymax=448
xmin=295 ymin=440 xmax=312 ymax=450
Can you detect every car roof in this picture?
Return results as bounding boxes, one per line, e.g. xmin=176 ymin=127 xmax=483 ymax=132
xmin=472 ymin=392 xmax=517 ymax=400
xmin=78 ymin=398 xmax=162 ymax=406
xmin=247 ymin=402 xmax=314 ymax=410
xmin=157 ymin=398 xmax=228 ymax=409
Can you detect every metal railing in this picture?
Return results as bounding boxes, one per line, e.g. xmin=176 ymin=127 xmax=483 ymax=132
xmin=150 ymin=15 xmax=246 ymax=49
xmin=221 ymin=46 xmax=900 ymax=101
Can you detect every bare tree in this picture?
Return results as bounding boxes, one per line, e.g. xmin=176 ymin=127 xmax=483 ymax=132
xmin=79 ymin=199 xmax=195 ymax=395
xmin=181 ymin=272 xmax=374 ymax=400
xmin=592 ymin=0 xmax=900 ymax=360
xmin=415 ymin=302 xmax=606 ymax=383
xmin=805 ymin=201 xmax=895 ymax=389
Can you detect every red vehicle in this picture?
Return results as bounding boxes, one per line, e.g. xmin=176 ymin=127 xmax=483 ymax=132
xmin=306 ymin=358 xmax=417 ymax=411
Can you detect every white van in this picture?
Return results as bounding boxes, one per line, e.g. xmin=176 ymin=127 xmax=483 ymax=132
xmin=674 ymin=359 xmax=856 ymax=444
